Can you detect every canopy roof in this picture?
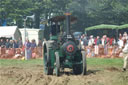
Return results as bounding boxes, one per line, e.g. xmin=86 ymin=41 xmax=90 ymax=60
xmin=118 ymin=24 xmax=128 ymax=29
xmin=0 ymin=26 xmax=18 ymax=37
xmin=85 ymin=24 xmax=119 ymax=31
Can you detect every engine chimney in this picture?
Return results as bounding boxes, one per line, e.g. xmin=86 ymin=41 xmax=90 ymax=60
xmin=65 ymin=13 xmax=71 ymax=36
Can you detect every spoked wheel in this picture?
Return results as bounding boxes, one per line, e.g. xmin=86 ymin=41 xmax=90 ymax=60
xmin=43 ymin=45 xmax=53 ymax=75
xmin=55 ymin=52 xmax=60 ymax=76
xmin=81 ymin=51 xmax=87 ymax=75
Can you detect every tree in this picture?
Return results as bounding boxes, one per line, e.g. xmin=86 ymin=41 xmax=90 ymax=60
xmin=1 ymin=0 xmax=128 ymax=31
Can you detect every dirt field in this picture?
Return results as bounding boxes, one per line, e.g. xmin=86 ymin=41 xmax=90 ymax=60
xmin=0 ymin=59 xmax=128 ymax=85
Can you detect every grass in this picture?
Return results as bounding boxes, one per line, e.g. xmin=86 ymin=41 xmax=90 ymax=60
xmin=0 ymin=59 xmax=43 ymax=67
xmin=87 ymin=58 xmax=123 ymax=67
xmin=0 ymin=58 xmax=124 ymax=68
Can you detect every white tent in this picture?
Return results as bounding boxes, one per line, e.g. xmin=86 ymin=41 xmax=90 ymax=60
xmin=0 ymin=26 xmax=21 ymax=40
xmin=19 ymin=28 xmax=44 ymax=44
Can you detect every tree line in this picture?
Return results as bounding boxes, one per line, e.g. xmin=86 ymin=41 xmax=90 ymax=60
xmin=0 ymin=0 xmax=128 ymax=31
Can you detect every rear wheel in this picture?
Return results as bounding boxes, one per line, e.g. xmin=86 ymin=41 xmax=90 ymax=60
xmin=55 ymin=52 xmax=60 ymax=76
xmin=43 ymin=45 xmax=53 ymax=75
xmin=43 ymin=54 xmax=53 ymax=75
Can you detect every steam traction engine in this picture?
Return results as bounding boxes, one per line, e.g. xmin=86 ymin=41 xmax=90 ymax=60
xmin=43 ymin=13 xmax=87 ymax=76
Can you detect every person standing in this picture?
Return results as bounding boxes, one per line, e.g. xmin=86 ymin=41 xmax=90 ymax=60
xmin=24 ymin=39 xmax=32 ymax=59
xmin=9 ymin=40 xmax=14 ymax=48
xmin=18 ymin=37 xmax=23 ymax=48
xmin=0 ymin=39 xmax=5 ymax=47
xmin=31 ymin=39 xmax=37 ymax=58
xmin=94 ymin=36 xmax=101 ymax=56
xmin=31 ymin=39 xmax=37 ymax=53
xmin=117 ymin=38 xmax=124 ymax=49
xmin=14 ymin=40 xmax=19 ymax=49
xmin=0 ymin=39 xmax=6 ymax=55
xmin=82 ymin=34 xmax=88 ymax=49
xmin=38 ymin=39 xmax=43 ymax=57
xmin=88 ymin=35 xmax=94 ymax=46
xmin=122 ymin=42 xmax=128 ymax=71
xmin=88 ymin=35 xmax=95 ymax=57
xmin=119 ymin=33 xmax=122 ymax=40
xmin=5 ymin=39 xmax=10 ymax=49
xmin=8 ymin=40 xmax=15 ymax=57
xmin=104 ymin=35 xmax=109 ymax=55
xmin=122 ymin=32 xmax=128 ymax=45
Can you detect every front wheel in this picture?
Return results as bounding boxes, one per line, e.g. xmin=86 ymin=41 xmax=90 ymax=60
xmin=73 ymin=64 xmax=82 ymax=75
xmin=73 ymin=51 xmax=87 ymax=75
xmin=81 ymin=51 xmax=87 ymax=75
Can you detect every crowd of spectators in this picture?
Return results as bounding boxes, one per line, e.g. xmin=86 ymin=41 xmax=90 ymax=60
xmin=1 ymin=32 xmax=128 ymax=59
xmin=0 ymin=38 xmax=43 ymax=59
xmin=80 ymin=32 xmax=128 ymax=58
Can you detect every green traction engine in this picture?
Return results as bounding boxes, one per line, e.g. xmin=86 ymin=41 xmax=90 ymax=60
xmin=43 ymin=13 xmax=87 ymax=76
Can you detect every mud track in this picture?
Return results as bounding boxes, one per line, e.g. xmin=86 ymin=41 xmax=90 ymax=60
xmin=0 ymin=65 xmax=128 ymax=85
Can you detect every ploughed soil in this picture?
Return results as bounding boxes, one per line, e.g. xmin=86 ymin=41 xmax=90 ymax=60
xmin=0 ymin=60 xmax=128 ymax=85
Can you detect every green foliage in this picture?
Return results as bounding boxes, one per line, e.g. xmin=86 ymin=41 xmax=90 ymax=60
xmin=0 ymin=0 xmax=34 ymax=27
xmin=1 ymin=0 xmax=128 ymax=31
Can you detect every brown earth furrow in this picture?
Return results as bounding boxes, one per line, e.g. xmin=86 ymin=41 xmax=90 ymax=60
xmin=16 ymin=71 xmax=32 ymax=85
xmin=0 ymin=65 xmax=128 ymax=85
